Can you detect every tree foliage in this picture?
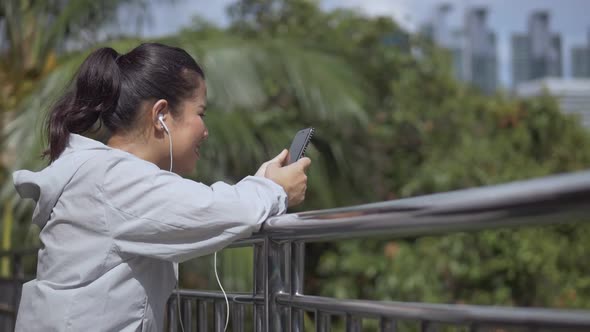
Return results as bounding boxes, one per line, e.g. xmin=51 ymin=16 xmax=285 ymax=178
xmin=223 ymin=0 xmax=590 ymax=311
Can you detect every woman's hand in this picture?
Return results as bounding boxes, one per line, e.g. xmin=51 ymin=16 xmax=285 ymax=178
xmin=256 ymin=149 xmax=311 ymax=207
xmin=255 ymin=149 xmax=289 ymax=177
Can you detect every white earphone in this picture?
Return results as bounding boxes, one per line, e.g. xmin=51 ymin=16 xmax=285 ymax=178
xmin=158 ymin=114 xmax=170 ymax=134
xmin=158 ymin=114 xmax=173 ymax=173
xmin=163 ymin=114 xmax=229 ymax=332
xmin=160 ymin=113 xmax=229 ymax=332
xmin=159 ymin=113 xmax=184 ymax=331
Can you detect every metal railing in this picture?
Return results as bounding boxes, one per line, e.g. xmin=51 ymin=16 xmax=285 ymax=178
xmin=0 ymin=248 xmax=36 ymax=332
xmin=167 ymin=170 xmax=590 ymax=331
xmin=3 ymin=170 xmax=590 ymax=331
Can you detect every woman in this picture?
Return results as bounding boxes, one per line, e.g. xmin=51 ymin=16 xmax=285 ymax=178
xmin=12 ymin=43 xmax=310 ymax=331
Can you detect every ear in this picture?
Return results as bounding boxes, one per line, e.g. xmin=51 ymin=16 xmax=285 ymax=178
xmin=150 ymin=99 xmax=169 ymax=132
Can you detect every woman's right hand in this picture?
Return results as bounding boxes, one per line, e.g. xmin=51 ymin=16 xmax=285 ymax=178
xmin=263 ymin=150 xmax=311 ymax=207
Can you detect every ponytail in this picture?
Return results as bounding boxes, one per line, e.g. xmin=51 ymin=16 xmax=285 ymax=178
xmin=45 ymin=47 xmax=121 ymax=161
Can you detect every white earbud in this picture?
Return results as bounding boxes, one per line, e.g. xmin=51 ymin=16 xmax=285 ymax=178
xmin=158 ymin=113 xmax=173 ymax=173
xmin=158 ymin=114 xmax=170 ymax=135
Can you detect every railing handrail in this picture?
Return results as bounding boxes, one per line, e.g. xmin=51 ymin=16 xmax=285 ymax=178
xmin=4 ymin=170 xmax=590 ymax=250
xmin=169 ymin=289 xmax=590 ymax=328
xmin=4 ymin=170 xmax=590 ymax=331
xmin=277 ymin=294 xmax=590 ymax=328
xmin=257 ymin=170 xmax=590 ymax=241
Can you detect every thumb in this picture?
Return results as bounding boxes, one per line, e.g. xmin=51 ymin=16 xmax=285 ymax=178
xmin=297 ymin=157 xmax=312 ymax=171
xmin=270 ymin=149 xmax=289 ymax=165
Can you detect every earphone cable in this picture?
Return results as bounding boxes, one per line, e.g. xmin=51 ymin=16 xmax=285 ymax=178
xmin=214 ymin=252 xmax=230 ymax=332
xmin=168 ymin=131 xmax=173 ymax=174
xmin=163 ymin=125 xmax=185 ymax=332
xmin=176 ymin=270 xmax=185 ymax=332
xmin=163 ymin=118 xmax=226 ymax=332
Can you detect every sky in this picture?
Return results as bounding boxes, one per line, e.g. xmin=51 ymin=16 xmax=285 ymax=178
xmin=125 ymin=0 xmax=590 ymax=87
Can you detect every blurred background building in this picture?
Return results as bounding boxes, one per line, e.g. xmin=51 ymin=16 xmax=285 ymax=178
xmin=464 ymin=7 xmax=498 ymax=94
xmin=571 ymin=29 xmax=590 ymax=78
xmin=421 ymin=3 xmax=590 ymax=127
xmin=422 ymin=4 xmax=464 ymax=80
xmin=511 ymin=11 xmax=562 ymax=87
xmin=422 ymin=5 xmax=497 ymax=94
xmin=516 ymin=78 xmax=590 ymax=127
xmin=421 ymin=4 xmax=589 ymax=94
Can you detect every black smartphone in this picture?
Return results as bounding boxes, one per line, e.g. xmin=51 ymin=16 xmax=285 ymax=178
xmin=287 ymin=128 xmax=314 ymax=165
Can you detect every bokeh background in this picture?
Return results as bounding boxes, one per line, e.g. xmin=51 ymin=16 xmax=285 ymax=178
xmin=2 ymin=0 xmax=590 ymax=330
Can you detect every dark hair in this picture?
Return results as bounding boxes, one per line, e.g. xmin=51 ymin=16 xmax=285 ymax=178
xmin=44 ymin=42 xmax=205 ymax=161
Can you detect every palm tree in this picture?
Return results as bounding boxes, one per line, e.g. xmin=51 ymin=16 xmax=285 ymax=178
xmin=3 ymin=27 xmax=373 ymax=209
xmin=1 ymin=30 xmax=374 ymax=290
xmin=0 ymin=0 xmax=144 ymax=113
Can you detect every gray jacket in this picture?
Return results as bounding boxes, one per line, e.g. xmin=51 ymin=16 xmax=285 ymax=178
xmin=13 ymin=134 xmax=287 ymax=331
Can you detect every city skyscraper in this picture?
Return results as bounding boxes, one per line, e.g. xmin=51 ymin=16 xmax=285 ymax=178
xmin=571 ymin=29 xmax=590 ymax=78
xmin=421 ymin=4 xmax=465 ymax=81
xmin=421 ymin=5 xmax=497 ymax=93
xmin=512 ymin=35 xmax=531 ymax=85
xmin=512 ymin=11 xmax=562 ymax=86
xmin=430 ymin=3 xmax=454 ymax=47
xmin=464 ymin=7 xmax=497 ymax=94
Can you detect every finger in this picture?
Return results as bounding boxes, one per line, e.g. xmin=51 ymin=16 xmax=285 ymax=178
xmin=285 ymin=152 xmax=292 ymax=165
xmin=270 ymin=149 xmax=289 ymax=165
xmin=296 ymin=157 xmax=311 ymax=171
xmin=254 ymin=160 xmax=270 ymax=177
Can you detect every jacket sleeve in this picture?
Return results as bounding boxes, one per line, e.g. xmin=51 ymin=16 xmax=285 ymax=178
xmin=101 ymin=155 xmax=287 ymax=262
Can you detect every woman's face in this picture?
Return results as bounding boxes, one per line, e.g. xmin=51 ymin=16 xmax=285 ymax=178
xmin=168 ymin=80 xmax=208 ymax=175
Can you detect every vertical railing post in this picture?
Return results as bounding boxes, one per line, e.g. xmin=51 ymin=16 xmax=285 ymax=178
xmin=231 ymin=303 xmax=245 ymax=332
xmin=262 ymin=238 xmax=306 ymax=332
xmin=167 ymin=297 xmax=178 ymax=332
xmin=315 ymin=311 xmax=330 ymax=332
xmin=214 ymin=301 xmax=225 ymax=332
xmin=346 ymin=315 xmax=362 ymax=332
xmin=291 ymin=242 xmax=305 ymax=332
xmin=197 ymin=300 xmax=208 ymax=331
xmin=181 ymin=299 xmax=192 ymax=331
xmin=380 ymin=317 xmax=397 ymax=332
xmin=253 ymin=241 xmax=265 ymax=332
xmin=267 ymin=238 xmax=290 ymax=331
